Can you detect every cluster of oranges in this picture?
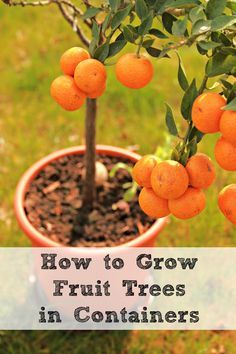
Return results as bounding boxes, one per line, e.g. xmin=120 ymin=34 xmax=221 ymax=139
xmin=192 ymin=92 xmax=236 ymax=172
xmin=133 ymin=92 xmax=236 ymax=224
xmin=132 ymin=153 xmax=215 ymax=220
xmin=50 ymin=47 xmax=154 ymax=111
xmin=50 ymin=47 xmax=107 ymax=111
xmin=192 ymin=92 xmax=236 ymax=224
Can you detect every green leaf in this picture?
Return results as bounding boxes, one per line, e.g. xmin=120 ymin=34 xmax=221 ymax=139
xmin=187 ymin=136 xmax=198 ymax=157
xmin=165 ymin=104 xmax=178 ymax=136
xmin=138 ymin=13 xmax=153 ymax=35
xmin=162 ymin=12 xmax=177 ymax=34
xmin=206 ymin=0 xmax=227 ymax=19
xmin=111 ymin=4 xmax=132 ymax=30
xmin=189 ymin=6 xmax=205 ymax=22
xmin=176 ymin=52 xmax=189 ymax=91
xmin=172 ymin=16 xmax=188 ymax=36
xmin=149 ymin=28 xmax=168 ymax=38
xmin=181 ymin=79 xmax=198 ymax=120
xmin=91 ymin=21 xmax=100 ymax=45
xmin=192 ymin=19 xmax=212 ymax=35
xmin=219 ymin=33 xmax=232 ymax=46
xmin=223 ymin=97 xmax=236 ymax=111
xmin=89 ymin=39 xmax=97 ymax=56
xmin=206 ymin=53 xmax=236 ymax=77
xmin=171 ymin=147 xmax=181 ymax=161
xmin=142 ymin=38 xmax=155 ymax=48
xmin=167 ymin=0 xmax=199 ymax=7
xmin=145 ymin=0 xmax=156 ymax=6
xmin=123 ymin=25 xmax=136 ymax=42
xmin=221 ymin=79 xmax=233 ymax=91
xmin=211 ymin=15 xmax=236 ymax=31
xmin=82 ymin=7 xmax=101 ymax=20
xmin=93 ymin=42 xmax=110 ymax=62
xmin=135 ymin=0 xmax=148 ymax=20
xmin=146 ymin=47 xmax=170 ymax=58
xmin=221 ymin=47 xmax=236 ymax=55
xmin=158 ymin=0 xmax=200 ymax=13
xmin=102 ymin=13 xmax=112 ymax=33
xmin=198 ymin=40 xmax=221 ymax=50
xmin=108 ymin=40 xmax=127 ymax=57
xmin=109 ymin=0 xmax=120 ymax=12
xmin=189 ymin=127 xmax=204 ymax=143
xmin=227 ymin=83 xmax=236 ymax=102
xmin=180 ymin=149 xmax=190 ymax=166
xmin=155 ymin=0 xmax=168 ymax=13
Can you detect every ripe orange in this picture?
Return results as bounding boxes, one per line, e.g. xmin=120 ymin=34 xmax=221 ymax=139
xmin=186 ymin=153 xmax=216 ymax=189
xmin=214 ymin=137 xmax=236 ymax=171
xmin=218 ymin=184 xmax=236 ymax=225
xmin=219 ymin=110 xmax=236 ymax=145
xmin=50 ymin=75 xmax=86 ymax=111
xmin=115 ymin=53 xmax=154 ymax=89
xmin=60 ymin=47 xmax=90 ymax=76
xmin=151 ymin=160 xmax=189 ymax=200
xmin=168 ymin=187 xmax=206 ymax=220
xmin=192 ymin=92 xmax=226 ymax=133
xmin=88 ymin=84 xmax=106 ymax=99
xmin=132 ymin=155 xmax=158 ymax=188
xmin=138 ymin=187 xmax=170 ymax=218
xmin=74 ymin=59 xmax=107 ymax=95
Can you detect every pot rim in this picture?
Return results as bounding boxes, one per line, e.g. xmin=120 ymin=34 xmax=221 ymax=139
xmin=14 ymin=144 xmax=168 ymax=251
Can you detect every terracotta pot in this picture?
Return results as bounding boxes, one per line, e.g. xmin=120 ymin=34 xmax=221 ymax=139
xmin=14 ymin=145 xmax=168 ymax=248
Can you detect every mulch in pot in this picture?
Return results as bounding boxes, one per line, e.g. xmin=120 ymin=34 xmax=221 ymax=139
xmin=24 ymin=154 xmax=155 ymax=247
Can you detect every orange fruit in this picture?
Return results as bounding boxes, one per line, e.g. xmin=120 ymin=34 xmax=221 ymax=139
xmin=115 ymin=53 xmax=154 ymax=89
xmin=219 ymin=110 xmax=236 ymax=145
xmin=60 ymin=47 xmax=90 ymax=76
xmin=132 ymin=155 xmax=158 ymax=188
xmin=192 ymin=92 xmax=226 ymax=133
xmin=74 ymin=59 xmax=107 ymax=95
xmin=218 ymin=184 xmax=236 ymax=225
xmin=186 ymin=153 xmax=216 ymax=189
xmin=50 ymin=75 xmax=85 ymax=111
xmin=87 ymin=84 xmax=106 ymax=99
xmin=138 ymin=187 xmax=170 ymax=218
xmin=151 ymin=160 xmax=189 ymax=199
xmin=168 ymin=187 xmax=206 ymax=220
xmin=214 ymin=137 xmax=236 ymax=171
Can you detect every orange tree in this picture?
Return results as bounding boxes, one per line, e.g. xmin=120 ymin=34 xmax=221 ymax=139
xmin=2 ymin=0 xmax=236 ymax=214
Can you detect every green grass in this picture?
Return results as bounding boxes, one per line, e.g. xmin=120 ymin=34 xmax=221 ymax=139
xmin=0 ymin=6 xmax=236 ymax=354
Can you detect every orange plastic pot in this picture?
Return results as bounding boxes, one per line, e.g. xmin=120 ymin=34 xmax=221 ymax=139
xmin=14 ymin=145 xmax=168 ymax=248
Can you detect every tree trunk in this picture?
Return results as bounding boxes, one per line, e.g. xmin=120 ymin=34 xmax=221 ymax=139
xmin=83 ymin=97 xmax=97 ymax=209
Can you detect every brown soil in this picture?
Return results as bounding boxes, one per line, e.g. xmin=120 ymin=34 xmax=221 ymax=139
xmin=24 ymin=154 xmax=155 ymax=246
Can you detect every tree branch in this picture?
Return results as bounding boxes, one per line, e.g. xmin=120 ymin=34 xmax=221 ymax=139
xmin=2 ymin=0 xmax=92 ymax=36
xmin=56 ymin=2 xmax=90 ymax=46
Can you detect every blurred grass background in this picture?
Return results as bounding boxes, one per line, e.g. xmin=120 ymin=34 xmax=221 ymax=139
xmin=0 ymin=5 xmax=236 ymax=354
